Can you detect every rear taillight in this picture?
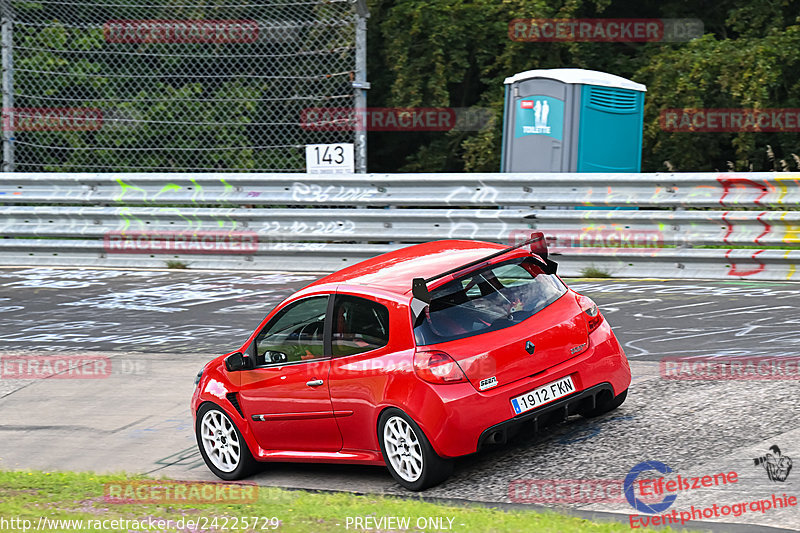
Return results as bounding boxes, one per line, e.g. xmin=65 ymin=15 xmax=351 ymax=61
xmin=577 ymin=295 xmax=603 ymax=332
xmin=413 ymin=350 xmax=468 ymax=384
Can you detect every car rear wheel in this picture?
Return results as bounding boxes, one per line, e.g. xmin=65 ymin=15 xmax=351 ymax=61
xmin=196 ymin=403 xmax=258 ymax=480
xmin=378 ymin=408 xmax=453 ymax=491
xmin=581 ymin=388 xmax=628 ymax=418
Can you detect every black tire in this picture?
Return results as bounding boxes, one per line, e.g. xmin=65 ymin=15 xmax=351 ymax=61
xmin=196 ymin=402 xmax=259 ymax=481
xmin=378 ymin=408 xmax=453 ymax=491
xmin=581 ymin=388 xmax=628 ymax=418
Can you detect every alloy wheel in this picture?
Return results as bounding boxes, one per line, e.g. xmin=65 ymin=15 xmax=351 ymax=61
xmin=200 ymin=409 xmax=241 ymax=473
xmin=383 ymin=415 xmax=423 ymax=482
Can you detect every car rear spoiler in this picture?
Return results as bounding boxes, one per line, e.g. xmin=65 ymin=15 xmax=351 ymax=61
xmin=410 ymin=232 xmax=557 ymax=319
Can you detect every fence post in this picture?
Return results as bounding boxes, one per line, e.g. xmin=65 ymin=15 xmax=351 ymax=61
xmin=1 ymin=0 xmax=13 ymax=172
xmin=354 ymin=0 xmax=369 ymax=173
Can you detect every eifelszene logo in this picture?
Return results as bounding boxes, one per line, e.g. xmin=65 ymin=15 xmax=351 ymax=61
xmin=624 ymin=461 xmax=740 ymax=515
xmin=754 ymin=445 xmax=793 ymax=482
xmin=624 ymin=461 xmax=677 ymax=514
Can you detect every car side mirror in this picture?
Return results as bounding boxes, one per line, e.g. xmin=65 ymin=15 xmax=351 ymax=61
xmin=224 ymin=352 xmax=248 ymax=372
xmin=266 ymin=350 xmax=288 ymax=364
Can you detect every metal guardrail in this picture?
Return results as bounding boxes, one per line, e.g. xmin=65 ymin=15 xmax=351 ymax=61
xmin=1 ymin=172 xmax=800 ymax=209
xmin=2 ymin=206 xmax=798 ymax=247
xmin=3 ymin=172 xmax=799 ymax=206
xmin=0 ymin=172 xmax=798 ymax=280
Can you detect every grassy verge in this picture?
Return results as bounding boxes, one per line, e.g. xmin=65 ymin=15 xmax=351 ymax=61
xmin=0 ymin=470 xmax=674 ymax=533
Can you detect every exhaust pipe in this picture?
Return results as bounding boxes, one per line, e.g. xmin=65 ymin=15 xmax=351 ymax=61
xmin=487 ymin=430 xmax=506 ymax=445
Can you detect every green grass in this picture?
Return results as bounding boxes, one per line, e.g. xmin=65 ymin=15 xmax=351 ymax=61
xmin=0 ymin=470 xmax=675 ymax=533
xmin=579 ymin=266 xmax=613 ymax=278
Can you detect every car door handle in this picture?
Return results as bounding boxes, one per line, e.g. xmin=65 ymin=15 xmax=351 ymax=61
xmin=306 ymin=379 xmax=324 ymax=387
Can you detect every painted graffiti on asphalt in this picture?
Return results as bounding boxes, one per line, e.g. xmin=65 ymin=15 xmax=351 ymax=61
xmin=61 ymin=283 xmax=279 ymax=313
xmin=570 ymin=282 xmax=800 ymax=299
xmin=0 ymin=268 xmax=169 ymax=289
xmin=571 ymin=282 xmax=800 ymax=359
xmin=0 ymin=269 xmax=320 ymax=352
xmin=0 ymin=320 xmax=254 ymax=352
xmin=0 ymin=269 xmax=317 ymax=313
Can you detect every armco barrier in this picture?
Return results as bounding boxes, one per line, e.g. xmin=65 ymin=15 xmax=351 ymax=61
xmin=2 ymin=173 xmax=799 ymax=207
xmin=0 ymin=172 xmax=798 ymax=280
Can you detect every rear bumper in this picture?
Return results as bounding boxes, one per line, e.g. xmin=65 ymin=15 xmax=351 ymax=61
xmin=476 ymin=382 xmax=615 ymax=450
xmin=417 ymin=319 xmax=631 ymax=458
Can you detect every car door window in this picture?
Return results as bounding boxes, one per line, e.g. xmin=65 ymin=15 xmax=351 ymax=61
xmin=255 ymin=296 xmax=328 ymax=365
xmin=332 ymin=295 xmax=390 ymax=357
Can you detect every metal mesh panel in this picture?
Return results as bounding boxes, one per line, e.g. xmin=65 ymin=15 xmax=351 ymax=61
xmin=2 ymin=0 xmax=358 ymax=172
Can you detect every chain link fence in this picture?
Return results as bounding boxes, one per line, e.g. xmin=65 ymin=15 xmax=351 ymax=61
xmin=1 ymin=0 xmax=361 ymax=172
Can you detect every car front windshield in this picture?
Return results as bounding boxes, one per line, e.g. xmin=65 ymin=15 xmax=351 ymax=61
xmin=413 ymin=257 xmax=566 ymax=345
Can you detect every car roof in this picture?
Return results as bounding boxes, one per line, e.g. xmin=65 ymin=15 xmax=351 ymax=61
xmin=307 ymin=240 xmax=513 ymax=296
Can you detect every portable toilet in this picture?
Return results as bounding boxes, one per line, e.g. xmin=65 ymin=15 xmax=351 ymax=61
xmin=500 ymin=68 xmax=646 ymax=173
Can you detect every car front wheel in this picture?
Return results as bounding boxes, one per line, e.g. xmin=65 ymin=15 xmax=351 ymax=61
xmin=196 ymin=403 xmax=258 ymax=480
xmin=378 ymin=408 xmax=453 ymax=491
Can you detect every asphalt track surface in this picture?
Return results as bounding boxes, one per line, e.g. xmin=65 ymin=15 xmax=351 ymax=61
xmin=0 ymin=267 xmax=798 ymax=532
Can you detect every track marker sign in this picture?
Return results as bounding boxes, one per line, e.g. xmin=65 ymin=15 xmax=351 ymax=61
xmin=305 ymin=143 xmax=354 ymax=174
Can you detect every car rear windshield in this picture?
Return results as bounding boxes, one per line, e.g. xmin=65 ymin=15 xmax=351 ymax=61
xmin=413 ymin=257 xmax=567 ymax=345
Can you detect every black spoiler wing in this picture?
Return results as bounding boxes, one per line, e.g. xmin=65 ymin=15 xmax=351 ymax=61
xmin=410 ymin=232 xmax=557 ymax=317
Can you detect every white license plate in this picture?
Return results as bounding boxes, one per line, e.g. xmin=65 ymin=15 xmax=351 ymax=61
xmin=510 ymin=375 xmax=575 ymax=415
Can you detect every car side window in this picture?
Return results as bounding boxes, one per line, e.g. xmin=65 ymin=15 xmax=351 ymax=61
xmin=332 ymin=295 xmax=390 ymax=357
xmin=254 ymin=296 xmax=328 ymax=365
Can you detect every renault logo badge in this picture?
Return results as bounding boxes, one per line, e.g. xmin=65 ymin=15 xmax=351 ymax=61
xmin=525 ymin=340 xmax=535 ymax=354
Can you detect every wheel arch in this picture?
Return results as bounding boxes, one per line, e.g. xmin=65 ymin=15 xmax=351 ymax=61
xmin=195 ymin=399 xmax=261 ymax=464
xmin=374 ymin=402 xmax=449 ymax=458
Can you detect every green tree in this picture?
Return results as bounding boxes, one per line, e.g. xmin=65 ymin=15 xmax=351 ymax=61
xmin=367 ymin=0 xmax=800 ymax=172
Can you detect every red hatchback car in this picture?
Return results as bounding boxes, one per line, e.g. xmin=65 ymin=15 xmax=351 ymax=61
xmin=191 ymin=235 xmax=631 ymax=490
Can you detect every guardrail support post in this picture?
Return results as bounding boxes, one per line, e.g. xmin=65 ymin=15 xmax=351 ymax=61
xmin=1 ymin=0 xmax=13 ymax=173
xmin=354 ymin=0 xmax=369 ymax=173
